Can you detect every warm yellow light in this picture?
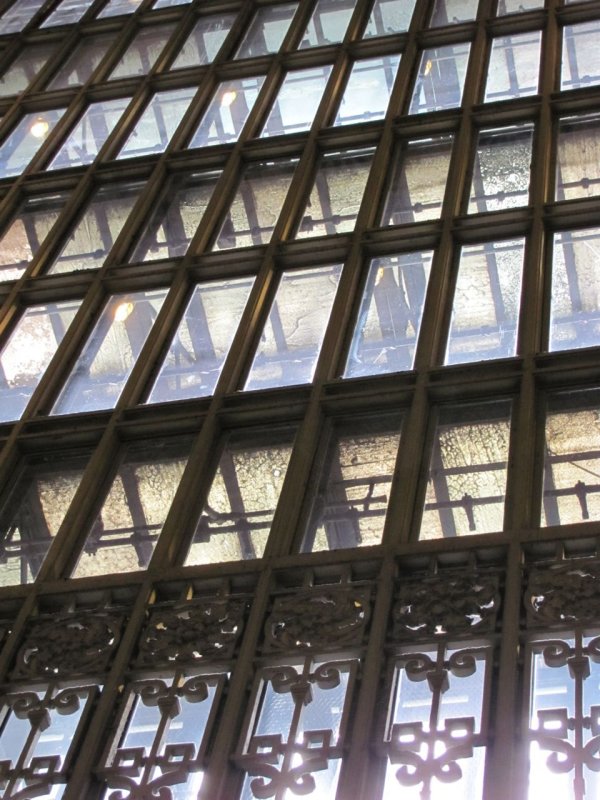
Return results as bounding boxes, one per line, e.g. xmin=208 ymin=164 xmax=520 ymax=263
xmin=424 ymin=59 xmax=433 ymax=77
xmin=114 ymin=301 xmax=134 ymax=322
xmin=220 ymin=90 xmax=237 ymax=107
xmin=30 ymin=118 xmax=49 ymax=139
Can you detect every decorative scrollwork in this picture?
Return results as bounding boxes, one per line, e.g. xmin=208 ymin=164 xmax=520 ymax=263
xmin=264 ymin=588 xmax=370 ymax=651
xmin=12 ymin=612 xmax=123 ymax=678
xmin=136 ymin=598 xmax=246 ymax=666
xmin=392 ymin=574 xmax=499 ymax=640
xmin=527 ymin=562 xmax=600 ymax=625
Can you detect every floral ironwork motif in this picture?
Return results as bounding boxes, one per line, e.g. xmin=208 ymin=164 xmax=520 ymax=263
xmin=136 ymin=596 xmax=246 ymax=665
xmin=12 ymin=612 xmax=123 ymax=678
xmin=526 ymin=561 xmax=600 ymax=625
xmin=392 ymin=573 xmax=499 ymax=639
xmin=264 ymin=588 xmax=370 ymax=651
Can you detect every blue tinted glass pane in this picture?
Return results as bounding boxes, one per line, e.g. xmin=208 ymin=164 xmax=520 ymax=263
xmin=260 ymin=66 xmax=332 ymax=137
xmin=0 ymin=109 xmax=65 ymax=178
xmin=333 ymin=54 xmax=400 ymax=126
xmin=116 ymin=88 xmax=195 ymax=159
xmin=170 ymin=15 xmax=235 ymax=69
xmin=235 ymin=3 xmax=297 ymax=58
xmin=187 ymin=76 xmax=265 ymax=148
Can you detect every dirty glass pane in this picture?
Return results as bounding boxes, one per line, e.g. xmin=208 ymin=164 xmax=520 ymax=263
xmin=467 ymin=125 xmax=533 ymax=213
xmin=41 ymin=0 xmax=90 ymax=27
xmin=484 ymin=31 xmax=541 ymax=102
xmin=301 ymin=413 xmax=402 ymax=552
xmin=445 ymin=238 xmax=525 ymax=364
xmin=542 ymin=391 xmax=600 ymax=526
xmin=550 ymin=227 xmax=600 ymax=351
xmin=108 ymin=24 xmax=175 ymax=80
xmin=185 ymin=427 xmax=296 ymax=564
xmin=0 ymin=192 xmax=66 ymax=281
xmin=429 ymin=0 xmax=478 ymax=27
xmin=170 ymin=14 xmax=236 ymax=69
xmin=235 ymin=3 xmax=296 ymax=59
xmin=381 ymin=135 xmax=454 ymax=225
xmin=47 ymin=98 xmax=130 ymax=170
xmin=46 ymin=182 xmax=144 ymax=274
xmin=409 ymin=43 xmax=470 ymax=114
xmin=213 ymin=159 xmax=297 ymax=250
xmin=0 ymin=451 xmax=88 ymax=585
xmin=298 ymin=0 xmax=356 ymax=49
xmin=51 ymin=289 xmax=168 ymax=415
xmin=146 ymin=277 xmax=254 ymax=403
xmin=260 ymin=66 xmax=332 ymax=137
xmin=0 ymin=108 xmax=65 ymax=178
xmin=116 ymin=88 xmax=195 ymax=159
xmin=296 ymin=148 xmax=374 ymax=237
xmin=333 ymin=54 xmax=400 ymax=126
xmin=496 ymin=0 xmax=543 ymax=13
xmin=556 ymin=115 xmax=600 ymax=201
xmin=561 ymin=20 xmax=600 ymax=92
xmin=419 ymin=401 xmax=511 ymax=538
xmin=98 ymin=0 xmax=143 ymax=18
xmin=130 ymin=170 xmax=221 ymax=262
xmin=0 ymin=0 xmax=46 ymax=34
xmin=154 ymin=0 xmax=189 ymax=8
xmin=363 ymin=0 xmax=416 ymax=38
xmin=0 ymin=42 xmax=57 ymax=96
xmin=72 ymin=438 xmax=189 ymax=578
xmin=0 ymin=300 xmax=81 ymax=423
xmin=46 ymin=33 xmax=113 ymax=89
xmin=244 ymin=264 xmax=342 ymax=391
xmin=187 ymin=76 xmax=265 ymax=148
xmin=344 ymin=250 xmax=433 ymax=377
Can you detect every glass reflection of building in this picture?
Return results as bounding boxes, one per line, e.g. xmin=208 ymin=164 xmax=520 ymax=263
xmin=0 ymin=0 xmax=599 ymax=798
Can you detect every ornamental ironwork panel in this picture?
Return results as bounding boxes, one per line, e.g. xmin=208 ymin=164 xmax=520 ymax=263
xmin=526 ymin=560 xmax=600 ymax=626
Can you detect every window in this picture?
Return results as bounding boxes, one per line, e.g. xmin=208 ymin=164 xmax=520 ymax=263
xmin=234 ymin=3 xmax=297 ymax=59
xmin=429 ymin=0 xmax=478 ymax=27
xmin=47 ymin=99 xmax=130 ymax=170
xmin=116 ymin=88 xmax=195 ymax=159
xmin=0 ymin=42 xmax=57 ymax=96
xmin=259 ymin=66 xmax=332 ymax=137
xmin=0 ymin=109 xmax=65 ymax=178
xmin=187 ymin=77 xmax=266 ymax=148
xmin=0 ymin=0 xmax=46 ymax=34
xmin=409 ymin=43 xmax=471 ymax=114
xmin=0 ymin=192 xmax=66 ymax=281
xmin=561 ymin=20 xmax=600 ymax=92
xmin=362 ymin=0 xmax=416 ymax=38
xmin=97 ymin=0 xmax=144 ymax=18
xmin=298 ymin=0 xmax=356 ymax=49
xmin=332 ymin=54 xmax=401 ymax=127
xmin=556 ymin=114 xmax=600 ymax=201
xmin=484 ymin=31 xmax=541 ymax=102
xmin=108 ymin=25 xmax=176 ymax=80
xmin=170 ymin=15 xmax=236 ymax=70
xmin=45 ymin=33 xmax=114 ymax=89
xmin=467 ymin=125 xmax=534 ymax=213
xmin=40 ymin=0 xmax=90 ymax=28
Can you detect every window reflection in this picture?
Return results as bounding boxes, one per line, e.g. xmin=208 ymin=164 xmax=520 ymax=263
xmin=234 ymin=3 xmax=297 ymax=59
xmin=429 ymin=0 xmax=478 ymax=27
xmin=467 ymin=125 xmax=533 ymax=213
xmin=0 ymin=192 xmax=66 ymax=281
xmin=409 ymin=43 xmax=471 ymax=114
xmin=214 ymin=159 xmax=297 ymax=250
xmin=445 ymin=239 xmax=525 ymax=364
xmin=260 ymin=66 xmax=332 ymax=137
xmin=108 ymin=24 xmax=176 ymax=80
xmin=419 ymin=402 xmax=511 ymax=538
xmin=561 ymin=20 xmax=600 ymax=92
xmin=0 ymin=109 xmax=65 ymax=178
xmin=496 ymin=0 xmax=543 ymax=13
xmin=344 ymin=251 xmax=433 ymax=377
xmin=0 ymin=0 xmax=46 ymax=34
xmin=362 ymin=0 xmax=416 ymax=38
xmin=40 ymin=0 xmax=90 ymax=27
xmin=244 ymin=265 xmax=342 ymax=391
xmin=184 ymin=427 xmax=296 ymax=565
xmin=0 ymin=42 xmax=57 ymax=96
xmin=556 ymin=115 xmax=600 ymax=201
xmin=298 ymin=0 xmax=356 ymax=49
xmin=98 ymin=0 xmax=144 ymax=18
xmin=45 ymin=32 xmax=113 ymax=90
xmin=484 ymin=31 xmax=541 ymax=102
xmin=187 ymin=77 xmax=265 ymax=148
xmin=301 ymin=413 xmax=402 ymax=553
xmin=116 ymin=88 xmax=195 ymax=159
xmin=146 ymin=277 xmax=255 ymax=403
xmin=333 ymin=54 xmax=400 ymax=126
xmin=0 ymin=301 xmax=82 ymax=423
xmin=51 ymin=290 xmax=167 ymax=415
xmin=170 ymin=14 xmax=236 ymax=70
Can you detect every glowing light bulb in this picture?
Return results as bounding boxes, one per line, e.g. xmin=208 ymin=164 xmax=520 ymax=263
xmin=424 ymin=59 xmax=433 ymax=77
xmin=220 ymin=90 xmax=237 ymax=107
xmin=30 ymin=118 xmax=49 ymax=138
xmin=114 ymin=301 xmax=134 ymax=322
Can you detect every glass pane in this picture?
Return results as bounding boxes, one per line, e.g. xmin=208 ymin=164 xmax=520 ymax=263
xmin=213 ymin=159 xmax=297 ymax=250
xmin=116 ymin=88 xmax=195 ymax=159
xmin=98 ymin=0 xmax=143 ymax=18
xmin=419 ymin=401 xmax=511 ymax=538
xmin=344 ymin=251 xmax=433 ymax=377
xmin=0 ymin=42 xmax=57 ymax=96
xmin=108 ymin=24 xmax=175 ymax=80
xmin=45 ymin=32 xmax=113 ymax=89
xmin=445 ymin=239 xmax=525 ymax=364
xmin=40 ymin=0 xmax=90 ymax=27
xmin=332 ymin=54 xmax=400 ymax=127
xmin=484 ymin=31 xmax=541 ymax=102
xmin=362 ymin=0 xmax=416 ymax=38
xmin=0 ymin=452 xmax=88 ymax=585
xmin=561 ymin=20 xmax=600 ymax=92
xmin=51 ymin=289 xmax=168 ymax=415
xmin=0 ymin=192 xmax=66 ymax=281
xmin=244 ymin=264 xmax=342 ymax=391
xmin=184 ymin=427 xmax=296 ymax=565
xmin=46 ymin=182 xmax=144 ymax=274
xmin=408 ymin=43 xmax=471 ymax=114
xmin=0 ymin=300 xmax=81 ymax=422
xmin=0 ymin=0 xmax=46 ymax=34
xmin=296 ymin=148 xmax=374 ymax=237
xmin=467 ymin=125 xmax=533 ymax=213
xmin=72 ymin=438 xmax=189 ymax=577
xmin=47 ymin=98 xmax=130 ymax=170
xmin=497 ymin=0 xmax=543 ymax=13
xmin=146 ymin=277 xmax=254 ymax=403
xmin=556 ymin=115 xmax=600 ymax=201
xmin=259 ymin=66 xmax=332 ymax=137
xmin=154 ymin=0 xmax=189 ymax=8
xmin=170 ymin=14 xmax=236 ymax=69
xmin=298 ymin=0 xmax=356 ymax=49
xmin=550 ymin=227 xmax=600 ymax=351
xmin=234 ymin=3 xmax=296 ymax=59
xmin=130 ymin=170 xmax=221 ymax=261
xmin=187 ymin=76 xmax=265 ymax=148
xmin=429 ymin=0 xmax=478 ymax=27
xmin=0 ymin=109 xmax=65 ymax=178
xmin=301 ymin=413 xmax=402 ymax=552
xmin=381 ymin=135 xmax=454 ymax=225
xmin=542 ymin=391 xmax=600 ymax=526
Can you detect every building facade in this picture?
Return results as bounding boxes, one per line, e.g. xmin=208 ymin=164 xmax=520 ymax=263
xmin=0 ymin=0 xmax=599 ymax=797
